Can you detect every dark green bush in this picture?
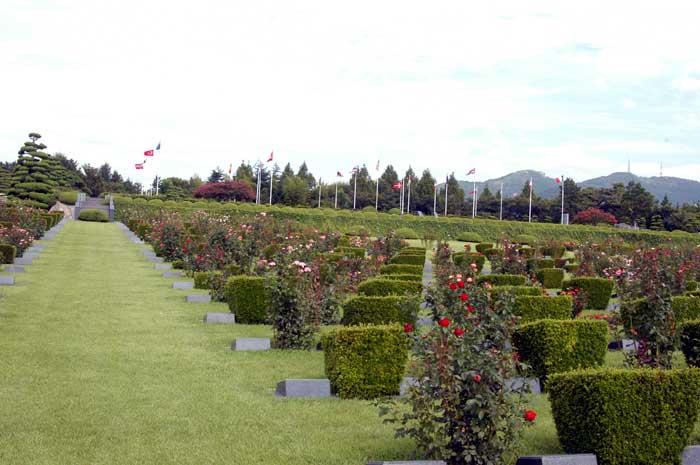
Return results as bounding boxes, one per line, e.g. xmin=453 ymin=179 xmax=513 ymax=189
xmin=357 ymin=278 xmax=422 ymax=296
xmin=527 ymin=258 xmax=555 ymax=270
xmin=57 ymin=191 xmax=78 ymax=205
xmin=621 ymin=296 xmax=700 ymax=331
xmin=548 ymin=368 xmax=700 ymax=465
xmin=681 ymin=321 xmax=700 ymax=367
xmin=378 ymin=273 xmax=422 ymax=282
xmin=340 ymin=295 xmax=418 ymax=326
xmin=223 ymin=276 xmax=269 ymax=324
xmin=400 ymin=246 xmax=426 ymax=254
xmin=488 ymin=285 xmax=543 ymax=301
xmin=512 ymin=319 xmax=607 ymax=384
xmin=380 ymin=264 xmax=423 ymax=275
xmin=563 ymin=263 xmax=580 ymax=274
xmin=194 ymin=271 xmax=221 ymax=289
xmin=455 ymin=231 xmax=483 ymax=242
xmin=338 ymin=246 xmax=365 ymax=258
xmin=687 ymin=281 xmax=699 ymax=292
xmin=389 ymin=254 xmax=425 ymax=266
xmin=475 ymin=242 xmax=493 ymax=254
xmin=453 ymin=252 xmax=486 ymax=273
xmin=321 ymin=325 xmax=409 ymax=399
xmin=541 ymin=245 xmax=565 ymax=259
xmin=514 ymin=295 xmax=572 ymax=323
xmin=477 ymin=274 xmax=527 ymax=286
xmin=394 ymin=227 xmax=419 ymax=239
xmin=561 ymin=277 xmax=614 ymax=310
xmin=536 ymin=268 xmax=565 ymax=289
xmin=78 ymin=209 xmax=109 ymax=222
xmin=519 ymin=246 xmax=536 ymax=258
xmin=0 ymin=244 xmax=17 ymax=264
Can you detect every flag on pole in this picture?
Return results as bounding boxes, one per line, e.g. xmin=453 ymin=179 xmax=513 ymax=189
xmin=337 ymin=171 xmax=343 ymax=177
xmin=467 ymin=168 xmax=476 ymax=175
xmin=135 ymin=163 xmax=144 ymax=169
xmin=529 ymin=179 xmax=533 ymax=188
xmin=468 ymin=190 xmax=476 ymax=195
xmin=555 ymin=177 xmax=561 ymax=184
xmin=392 ymin=182 xmax=402 ymax=190
xmin=228 ymin=163 xmax=232 ymax=174
xmin=432 ymin=184 xmax=437 ymax=191
xmin=144 ymin=149 xmax=154 ymax=156
xmin=267 ymin=152 xmax=274 ymax=162
xmin=352 ymin=166 xmax=359 ymax=175
xmin=156 ymin=142 xmax=161 ymax=151
xmin=376 ymin=160 xmax=380 ymax=171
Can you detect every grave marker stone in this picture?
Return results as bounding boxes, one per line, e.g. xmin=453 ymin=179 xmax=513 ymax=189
xmin=232 ymin=338 xmax=271 ymax=351
xmin=3 ymin=266 xmax=24 ymax=273
xmin=163 ymin=271 xmax=183 ymax=278
xmin=187 ymin=295 xmax=211 ymax=303
xmin=515 ymin=455 xmax=597 ymax=465
xmin=203 ymin=312 xmax=235 ymax=323
xmin=155 ymin=263 xmax=172 ymax=270
xmin=275 ymin=379 xmax=331 ymax=398
xmin=173 ymin=281 xmax=194 ymax=289
xmin=14 ymin=257 xmax=32 ymax=265
xmin=0 ymin=275 xmax=15 ymax=286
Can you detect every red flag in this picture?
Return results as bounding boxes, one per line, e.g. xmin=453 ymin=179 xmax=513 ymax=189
xmin=392 ymin=182 xmax=402 ymax=190
xmin=467 ymin=168 xmax=476 ymax=175
xmin=337 ymin=171 xmax=343 ymax=177
xmin=468 ymin=190 xmax=476 ymax=195
xmin=555 ymin=177 xmax=561 ymax=184
xmin=144 ymin=150 xmax=154 ymax=156
xmin=135 ymin=163 xmax=144 ymax=170
xmin=267 ymin=152 xmax=273 ymax=162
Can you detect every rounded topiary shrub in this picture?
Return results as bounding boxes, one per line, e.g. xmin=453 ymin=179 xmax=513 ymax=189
xmin=389 ymin=254 xmax=425 ymax=266
xmin=477 ymin=274 xmax=528 ymax=287
xmin=561 ymin=277 xmax=614 ymax=310
xmin=453 ymin=252 xmax=486 ymax=273
xmin=475 ymin=242 xmax=493 ymax=254
xmin=78 ymin=209 xmax=109 ymax=222
xmin=514 ymin=295 xmax=572 ymax=323
xmin=337 ymin=246 xmax=365 ymax=258
xmin=455 ymin=231 xmax=483 ymax=242
xmin=0 ymin=244 xmax=17 ymax=264
xmin=340 ymin=295 xmax=418 ymax=326
xmin=549 ymin=368 xmax=700 ymax=465
xmin=345 ymin=225 xmax=369 ymax=236
xmin=361 ymin=205 xmax=376 ymax=212
xmin=357 ymin=278 xmax=422 ymax=296
xmin=223 ymin=276 xmax=269 ymax=324
xmin=387 ymin=208 xmax=401 ymax=215
xmin=57 ymin=191 xmax=78 ymax=205
xmin=394 ymin=227 xmax=419 ymax=239
xmin=536 ymin=268 xmax=565 ymax=289
xmin=380 ymin=264 xmax=424 ymax=275
xmin=321 ymin=324 xmax=409 ymax=399
xmin=515 ymin=234 xmax=538 ymax=245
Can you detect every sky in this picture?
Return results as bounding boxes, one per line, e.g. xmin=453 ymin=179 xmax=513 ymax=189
xmin=2 ymin=0 xmax=700 ymax=185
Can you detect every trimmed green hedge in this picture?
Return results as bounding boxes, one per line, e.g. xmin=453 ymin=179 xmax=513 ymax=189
xmin=561 ymin=277 xmax=614 ymax=310
xmin=377 ymin=273 xmax=422 ymax=282
xmin=78 ymin=209 xmax=109 ymax=222
xmin=321 ymin=325 xmax=409 ymax=399
xmin=194 ymin=271 xmax=222 ymax=290
xmin=394 ymin=227 xmax=419 ymax=239
xmin=389 ymin=254 xmax=425 ymax=266
xmin=688 ymin=281 xmax=699 ymax=292
xmin=400 ymin=246 xmax=427 ymax=254
xmin=536 ymin=268 xmax=565 ymax=289
xmin=57 ymin=191 xmax=78 ymax=205
xmin=549 ymin=368 xmax=700 ymax=465
xmin=681 ymin=321 xmax=700 ymax=368
xmin=477 ymin=274 xmax=527 ymax=286
xmin=357 ymin=278 xmax=422 ymax=296
xmin=512 ymin=319 xmax=608 ymax=384
xmin=514 ymin=295 xmax=573 ymax=323
xmin=563 ymin=263 xmax=580 ymax=274
xmin=475 ymin=242 xmax=493 ymax=254
xmin=453 ymin=252 xmax=486 ymax=273
xmin=340 ymin=296 xmax=418 ymax=326
xmin=621 ymin=296 xmax=700 ymax=331
xmin=455 ymin=231 xmax=483 ymax=242
xmin=338 ymin=246 xmax=365 ymax=258
xmin=223 ymin=276 xmax=269 ymax=324
xmin=527 ymin=258 xmax=555 ymax=271
xmin=488 ymin=286 xmax=543 ymax=302
xmin=0 ymin=244 xmax=17 ymax=264
xmin=380 ymin=264 xmax=424 ymax=275
xmin=541 ymin=245 xmax=565 ymax=259
xmin=515 ymin=234 xmax=538 ymax=245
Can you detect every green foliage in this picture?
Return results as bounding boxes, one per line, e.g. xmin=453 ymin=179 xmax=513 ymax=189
xmin=223 ymin=276 xmax=268 ymax=324
xmin=475 ymin=242 xmax=493 ymax=253
xmin=477 ymin=274 xmax=527 ymax=286
xmin=512 ymin=319 xmax=608 ymax=384
xmin=453 ymin=252 xmax=486 ymax=272
xmin=548 ymin=368 xmax=700 ymax=465
xmin=394 ymin=227 xmax=418 ymax=239
xmin=377 ymin=273 xmax=422 ymax=282
xmin=379 ymin=264 xmax=424 ymax=275
xmin=0 ymin=244 xmax=17 ymax=264
xmin=345 ymin=225 xmax=369 ymax=236
xmin=527 ymin=258 xmax=555 ymax=270
xmin=78 ymin=209 xmax=109 ymax=222
xmin=357 ymin=278 xmax=422 ymax=296
xmin=687 ymin=281 xmax=699 ymax=292
xmin=514 ymin=295 xmax=572 ymax=323
xmin=488 ymin=285 xmax=543 ymax=301
xmin=561 ymin=277 xmax=614 ymax=310
xmin=621 ymin=296 xmax=700 ymax=330
xmin=322 ymin=325 xmax=408 ymax=399
xmin=681 ymin=321 xmax=700 ymax=368
xmin=455 ymin=231 xmax=483 ymax=242
xmin=515 ymin=234 xmax=538 ymax=245
xmin=57 ymin=191 xmax=78 ymax=205
xmin=388 ymin=254 xmax=425 ymax=266
xmin=387 ymin=208 xmax=400 ymax=215
xmin=563 ymin=263 xmax=580 ymax=274
xmin=194 ymin=271 xmax=221 ymax=289
xmin=340 ymin=295 xmax=418 ymax=326
xmin=536 ymin=268 xmax=565 ymax=289
xmin=337 ymin=246 xmax=365 ymax=258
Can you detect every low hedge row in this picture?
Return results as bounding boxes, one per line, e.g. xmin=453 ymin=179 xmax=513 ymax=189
xmin=477 ymin=274 xmax=527 ymax=286
xmin=453 ymin=252 xmax=485 ymax=273
xmin=321 ymin=325 xmax=408 ymax=399
xmin=377 ymin=273 xmax=422 ymax=282
xmin=340 ymin=296 xmax=418 ymax=326
xmin=621 ymin=296 xmax=700 ymax=331
xmin=223 ymin=276 xmax=269 ymax=324
xmin=0 ymin=244 xmax=17 ymax=264
xmin=488 ymin=285 xmax=543 ymax=301
xmin=513 ymin=319 xmax=608 ymax=384
xmin=561 ymin=277 xmax=614 ymax=310
xmin=379 ymin=264 xmax=423 ymax=275
xmin=514 ymin=295 xmax=573 ymax=323
xmin=455 ymin=231 xmax=483 ymax=242
xmin=549 ymin=368 xmax=700 ymax=465
xmin=527 ymin=258 xmax=555 ymax=271
xmin=388 ymin=254 xmax=425 ymax=266
xmin=536 ymin=268 xmax=565 ymax=289
xmin=475 ymin=242 xmax=493 ymax=253
xmin=194 ymin=271 xmax=222 ymax=290
xmin=357 ymin=278 xmax=422 ymax=296
xmin=78 ymin=209 xmax=109 ymax=222
xmin=337 ymin=246 xmax=365 ymax=258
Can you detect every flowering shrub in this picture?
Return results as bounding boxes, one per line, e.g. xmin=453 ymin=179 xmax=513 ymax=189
xmin=0 ymin=226 xmax=33 ymax=256
xmin=193 ymin=181 xmax=256 ymax=201
xmin=572 ymin=208 xmax=618 ymax=225
xmin=489 ymin=239 xmax=527 ymax=275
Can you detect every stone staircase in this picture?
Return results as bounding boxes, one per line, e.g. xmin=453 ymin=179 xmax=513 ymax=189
xmin=75 ymin=196 xmax=113 ymax=221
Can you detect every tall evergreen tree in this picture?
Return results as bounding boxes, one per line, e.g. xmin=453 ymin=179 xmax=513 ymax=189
xmin=378 ymin=165 xmax=400 ymax=211
xmin=414 ymin=169 xmax=437 ymax=215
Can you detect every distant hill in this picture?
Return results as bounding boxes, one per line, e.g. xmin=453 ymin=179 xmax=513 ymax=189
xmin=454 ymin=170 xmax=700 ymax=205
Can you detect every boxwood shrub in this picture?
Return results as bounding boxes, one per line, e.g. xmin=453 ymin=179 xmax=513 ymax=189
xmin=394 ymin=227 xmax=419 ymax=239
xmin=687 ymin=281 xmax=699 ymax=292
xmin=561 ymin=277 xmax=614 ymax=310
xmin=681 ymin=321 xmax=700 ymax=368
xmin=380 ymin=264 xmax=423 ymax=275
xmin=338 ymin=246 xmax=365 ymax=258
xmin=536 ymin=268 xmax=565 ymax=289
xmin=455 ymin=231 xmax=483 ymax=242
xmin=475 ymin=242 xmax=493 ymax=254
xmin=223 ymin=276 xmax=269 ymax=324
xmin=488 ymin=285 xmax=543 ymax=301
xmin=0 ymin=244 xmax=17 ymax=264
xmin=512 ymin=319 xmax=607 ymax=384
xmin=515 ymin=234 xmax=538 ymax=245
xmin=541 ymin=244 xmax=566 ymax=259
xmin=400 ymin=246 xmax=426 ymax=254
xmin=378 ymin=273 xmax=422 ymax=282
xmin=321 ymin=325 xmax=409 ymax=399
xmin=514 ymin=295 xmax=573 ymax=323
xmin=357 ymin=278 xmax=422 ymax=296
xmin=194 ymin=271 xmax=221 ymax=289
xmin=477 ymin=274 xmax=528 ymax=286
xmin=57 ymin=191 xmax=78 ymax=205
xmin=563 ymin=263 xmax=580 ymax=274
xmin=389 ymin=254 xmax=425 ymax=266
xmin=340 ymin=295 xmax=418 ymax=326
xmin=78 ymin=209 xmax=109 ymax=222
xmin=453 ymin=252 xmax=486 ymax=273
xmin=548 ymin=368 xmax=700 ymax=465
xmin=621 ymin=296 xmax=700 ymax=331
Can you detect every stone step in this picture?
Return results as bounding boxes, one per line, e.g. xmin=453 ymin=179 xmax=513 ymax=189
xmin=203 ymin=312 xmax=235 ymax=323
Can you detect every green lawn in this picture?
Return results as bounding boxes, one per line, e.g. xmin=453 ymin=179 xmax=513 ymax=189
xmin=0 ymin=222 xmax=693 ymax=464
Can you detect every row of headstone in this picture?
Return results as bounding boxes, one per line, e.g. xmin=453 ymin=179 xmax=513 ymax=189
xmin=0 ymin=221 xmax=64 ymax=284
xmin=114 ymin=222 xmax=144 ymax=244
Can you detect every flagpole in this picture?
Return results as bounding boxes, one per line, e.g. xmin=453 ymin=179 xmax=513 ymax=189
xmin=400 ymin=180 xmax=404 ymax=214
xmin=499 ymin=182 xmax=503 ymax=221
xmin=406 ymin=177 xmax=411 ymax=215
xmin=318 ymin=179 xmax=322 ymax=208
xmin=444 ymin=175 xmax=449 ymax=217
xmin=375 ymin=177 xmax=379 ymax=211
xmin=353 ymin=169 xmax=357 ymax=209
xmin=528 ymin=177 xmax=533 ymax=223
xmin=560 ymin=175 xmax=565 ymax=224
xmin=474 ymin=187 xmax=478 ymax=218
xmin=433 ymin=185 xmax=437 ymax=217
xmin=269 ymin=168 xmax=273 ymax=205
xmin=257 ymin=165 xmax=261 ymax=204
xmin=334 ymin=182 xmax=338 ymax=209
xmin=472 ymin=179 xmax=476 ymax=218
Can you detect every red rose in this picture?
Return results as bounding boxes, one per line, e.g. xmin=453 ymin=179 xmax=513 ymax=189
xmin=449 ymin=283 xmax=457 ymax=290
xmin=403 ymin=323 xmax=413 ymax=333
xmin=454 ymin=328 xmax=465 ymax=337
xmin=438 ymin=318 xmax=450 ymax=327
xmin=459 ymin=293 xmax=469 ymax=301
xmin=594 ymin=314 xmax=601 ymax=320
xmin=182 ymin=247 xmax=188 ymax=253
xmin=473 ymin=374 xmax=481 ymax=383
xmin=524 ymin=410 xmax=537 ymax=422
xmin=467 ymin=305 xmax=475 ymax=313
xmin=457 ymin=280 xmax=465 ymax=288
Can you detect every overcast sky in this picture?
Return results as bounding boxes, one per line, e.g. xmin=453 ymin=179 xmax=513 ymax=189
xmin=2 ymin=1 xmax=700 ymax=185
